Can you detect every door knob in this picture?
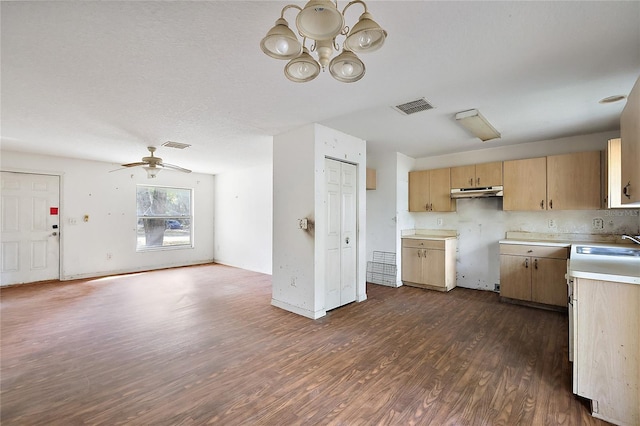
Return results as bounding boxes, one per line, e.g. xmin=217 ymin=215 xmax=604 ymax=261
xmin=51 ymin=232 xmax=58 ymax=236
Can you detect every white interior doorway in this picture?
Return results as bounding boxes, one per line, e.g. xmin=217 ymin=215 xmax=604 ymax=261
xmin=325 ymin=158 xmax=357 ymax=311
xmin=1 ymin=172 xmax=60 ymax=286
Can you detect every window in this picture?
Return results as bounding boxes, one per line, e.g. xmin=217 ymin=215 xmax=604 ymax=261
xmin=136 ymin=185 xmax=193 ymax=251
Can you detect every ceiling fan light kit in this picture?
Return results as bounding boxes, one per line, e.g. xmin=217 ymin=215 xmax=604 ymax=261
xmin=260 ymin=0 xmax=387 ymax=83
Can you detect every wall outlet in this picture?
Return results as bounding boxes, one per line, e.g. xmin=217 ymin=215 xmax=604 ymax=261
xmin=106 ymin=253 xmax=112 ymax=260
xmin=548 ymin=219 xmax=556 ymax=228
xmin=437 ymin=218 xmax=443 ymax=226
xmin=494 ymin=283 xmax=500 ymax=292
xmin=592 ymin=218 xmax=604 ymax=230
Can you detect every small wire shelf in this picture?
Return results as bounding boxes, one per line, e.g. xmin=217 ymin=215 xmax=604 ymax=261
xmin=366 ymin=251 xmax=397 ymax=286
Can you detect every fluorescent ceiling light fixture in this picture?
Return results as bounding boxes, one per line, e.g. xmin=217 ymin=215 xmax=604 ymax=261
xmin=260 ymin=0 xmax=387 ymax=83
xmin=455 ymin=109 xmax=501 ymax=142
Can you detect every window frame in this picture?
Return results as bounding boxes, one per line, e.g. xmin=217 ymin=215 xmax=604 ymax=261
xmin=135 ymin=184 xmax=194 ymax=252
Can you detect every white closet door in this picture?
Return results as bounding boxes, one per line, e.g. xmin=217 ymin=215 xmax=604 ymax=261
xmin=325 ymin=158 xmax=357 ymax=311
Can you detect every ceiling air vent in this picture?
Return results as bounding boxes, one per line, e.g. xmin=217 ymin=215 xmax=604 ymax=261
xmin=162 ymin=141 xmax=191 ymax=149
xmin=393 ymin=98 xmax=434 ymax=115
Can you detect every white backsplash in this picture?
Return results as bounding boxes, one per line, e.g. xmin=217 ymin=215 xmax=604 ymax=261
xmin=411 ymin=198 xmax=639 ymax=291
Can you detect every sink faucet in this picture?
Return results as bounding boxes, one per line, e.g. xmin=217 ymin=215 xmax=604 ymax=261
xmin=622 ymin=235 xmax=640 ymax=245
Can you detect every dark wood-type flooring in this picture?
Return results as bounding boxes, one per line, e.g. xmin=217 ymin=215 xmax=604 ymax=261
xmin=1 ymin=264 xmax=608 ymax=425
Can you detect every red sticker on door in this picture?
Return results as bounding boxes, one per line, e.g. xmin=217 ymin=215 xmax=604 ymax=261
xmin=50 ymin=207 xmax=59 ymax=215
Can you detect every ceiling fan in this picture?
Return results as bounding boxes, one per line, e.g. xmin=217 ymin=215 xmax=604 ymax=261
xmin=119 ymin=146 xmax=192 ymax=178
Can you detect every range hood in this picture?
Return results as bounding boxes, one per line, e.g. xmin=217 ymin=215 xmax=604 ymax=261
xmin=450 ymin=186 xmax=504 ymax=199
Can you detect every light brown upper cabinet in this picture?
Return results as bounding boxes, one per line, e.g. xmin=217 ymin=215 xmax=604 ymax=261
xmin=366 ymin=168 xmax=376 ymax=190
xmin=620 ymin=76 xmax=640 ymax=205
xmin=450 ymin=161 xmax=503 ymax=188
xmin=503 ymin=157 xmax=547 ymax=211
xmin=547 ymin=151 xmax=601 ymax=210
xmin=409 ymin=168 xmax=455 ymax=212
xmin=504 ymin=152 xmax=601 ymax=211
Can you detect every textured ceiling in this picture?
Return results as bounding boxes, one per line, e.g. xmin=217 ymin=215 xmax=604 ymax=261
xmin=2 ymin=1 xmax=639 ymax=174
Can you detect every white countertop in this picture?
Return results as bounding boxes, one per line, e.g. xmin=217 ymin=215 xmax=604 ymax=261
xmin=499 ymin=239 xmax=572 ymax=247
xmin=567 ymin=243 xmax=640 ymax=285
xmin=402 ymin=234 xmax=457 ymax=241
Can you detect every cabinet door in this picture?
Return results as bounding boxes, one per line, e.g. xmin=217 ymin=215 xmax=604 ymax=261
xmin=401 ymin=247 xmax=423 ymax=283
xmin=423 ymin=249 xmax=445 ymax=288
xmin=408 ymin=171 xmax=430 ymax=212
xmin=621 ymin=76 xmax=640 ymax=205
xmin=605 ymin=139 xmax=622 ymax=208
xmin=475 ymin=161 xmax=503 ymax=187
xmin=450 ymin=165 xmax=475 ymax=188
xmin=429 ymin=167 xmax=455 ymax=212
xmin=531 ymin=257 xmax=567 ymax=307
xmin=503 ymin=157 xmax=547 ymax=211
xmin=499 ymin=255 xmax=531 ymax=300
xmin=547 ymin=151 xmax=601 ymax=210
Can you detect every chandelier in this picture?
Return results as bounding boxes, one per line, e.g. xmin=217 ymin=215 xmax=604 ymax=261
xmin=260 ymin=0 xmax=387 ymax=83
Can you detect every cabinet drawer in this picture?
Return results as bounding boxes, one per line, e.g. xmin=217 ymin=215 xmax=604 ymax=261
xmin=402 ymin=238 xmax=445 ymax=250
xmin=500 ymin=244 xmax=569 ymax=259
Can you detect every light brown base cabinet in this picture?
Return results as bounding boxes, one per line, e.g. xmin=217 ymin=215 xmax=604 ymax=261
xmin=572 ymin=277 xmax=639 ymax=426
xmin=499 ymin=244 xmax=568 ymax=309
xmin=401 ymin=237 xmax=456 ymax=292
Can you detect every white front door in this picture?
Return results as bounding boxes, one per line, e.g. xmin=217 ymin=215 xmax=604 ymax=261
xmin=1 ymin=172 xmax=60 ymax=286
xmin=325 ymin=158 xmax=357 ymax=311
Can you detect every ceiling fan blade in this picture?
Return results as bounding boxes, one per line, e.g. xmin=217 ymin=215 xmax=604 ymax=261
xmin=162 ymin=163 xmax=192 ymax=173
xmin=121 ymin=162 xmax=146 ymax=168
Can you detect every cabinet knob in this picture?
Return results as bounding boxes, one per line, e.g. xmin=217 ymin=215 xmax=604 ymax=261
xmin=469 ymin=178 xmax=473 ymax=185
xmin=534 ymin=259 xmax=538 ymax=269
xmin=417 ymin=250 xmax=422 ymax=258
xmin=549 ymin=200 xmax=553 ymax=209
xmin=476 ymin=177 xmax=480 ymax=186
xmin=540 ymin=200 xmax=544 ymax=209
xmin=525 ymin=258 xmax=529 ymax=268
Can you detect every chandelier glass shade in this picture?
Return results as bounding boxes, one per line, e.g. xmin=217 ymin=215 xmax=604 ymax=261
xmin=260 ymin=0 xmax=387 ymax=83
xmin=144 ymin=165 xmax=160 ymax=178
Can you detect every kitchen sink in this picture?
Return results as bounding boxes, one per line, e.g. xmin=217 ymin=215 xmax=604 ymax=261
xmin=575 ymin=245 xmax=640 ymax=257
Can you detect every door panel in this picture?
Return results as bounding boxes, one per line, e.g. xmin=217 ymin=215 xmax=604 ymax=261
xmin=325 ymin=159 xmax=357 ymax=311
xmin=325 ymin=159 xmax=342 ymax=310
xmin=503 ymin=157 xmax=547 ymax=211
xmin=500 ymin=255 xmax=531 ymax=301
xmin=547 ymin=151 xmax=601 ymax=210
xmin=1 ymin=172 xmax=60 ymax=285
xmin=401 ymin=247 xmax=422 ymax=283
xmin=476 ymin=161 xmax=503 ymax=187
xmin=429 ymin=168 xmax=454 ymax=212
xmin=408 ymin=170 xmax=429 ymax=212
xmin=423 ymin=249 xmax=445 ymax=287
xmin=340 ymin=163 xmax=357 ymax=305
xmin=532 ymin=257 xmax=567 ymax=306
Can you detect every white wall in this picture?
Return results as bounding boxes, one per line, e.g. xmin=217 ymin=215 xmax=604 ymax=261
xmin=212 ymin=163 xmax=272 ymax=274
xmin=1 ymin=150 xmax=215 ymax=281
xmin=272 ymin=124 xmax=367 ymax=319
xmin=367 ymin=131 xmax=640 ymax=292
xmin=414 ymin=131 xmax=619 ymax=169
